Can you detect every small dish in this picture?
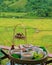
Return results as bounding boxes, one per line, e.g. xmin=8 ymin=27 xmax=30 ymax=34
xmin=21 ymin=52 xmax=33 ymax=60
xmin=23 ymin=44 xmax=33 ymax=48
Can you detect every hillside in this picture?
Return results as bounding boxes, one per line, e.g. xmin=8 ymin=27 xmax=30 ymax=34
xmin=0 ymin=0 xmax=27 ymax=12
xmin=0 ymin=0 xmax=52 ymax=17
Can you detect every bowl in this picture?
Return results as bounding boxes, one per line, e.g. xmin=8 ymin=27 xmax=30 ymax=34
xmin=10 ymin=49 xmax=22 ymax=59
xmin=21 ymin=52 xmax=33 ymax=60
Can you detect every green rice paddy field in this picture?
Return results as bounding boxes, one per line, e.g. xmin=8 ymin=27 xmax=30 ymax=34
xmin=0 ymin=18 xmax=52 ymax=65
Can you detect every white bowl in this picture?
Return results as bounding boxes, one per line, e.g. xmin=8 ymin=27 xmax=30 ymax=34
xmin=10 ymin=49 xmax=22 ymax=55
xmin=21 ymin=52 xmax=33 ymax=60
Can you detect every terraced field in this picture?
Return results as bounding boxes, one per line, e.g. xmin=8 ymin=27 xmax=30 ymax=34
xmin=0 ymin=18 xmax=52 ymax=52
xmin=0 ymin=18 xmax=52 ymax=65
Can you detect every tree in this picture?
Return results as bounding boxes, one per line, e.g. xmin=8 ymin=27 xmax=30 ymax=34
xmin=26 ymin=0 xmax=52 ymax=17
xmin=0 ymin=0 xmax=3 ymax=4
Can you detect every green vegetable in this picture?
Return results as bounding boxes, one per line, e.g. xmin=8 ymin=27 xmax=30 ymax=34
xmin=11 ymin=54 xmax=21 ymax=59
xmin=32 ymin=52 xmax=43 ymax=60
xmin=40 ymin=47 xmax=47 ymax=52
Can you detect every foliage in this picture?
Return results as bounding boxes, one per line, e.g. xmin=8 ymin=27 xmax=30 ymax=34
xmin=26 ymin=0 xmax=52 ymax=17
xmin=0 ymin=0 xmax=52 ymax=17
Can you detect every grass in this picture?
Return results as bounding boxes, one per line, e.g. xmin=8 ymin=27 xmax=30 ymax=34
xmin=0 ymin=12 xmax=27 ymax=18
xmin=9 ymin=0 xmax=27 ymax=9
xmin=1 ymin=0 xmax=27 ymax=9
xmin=0 ymin=18 xmax=52 ymax=65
